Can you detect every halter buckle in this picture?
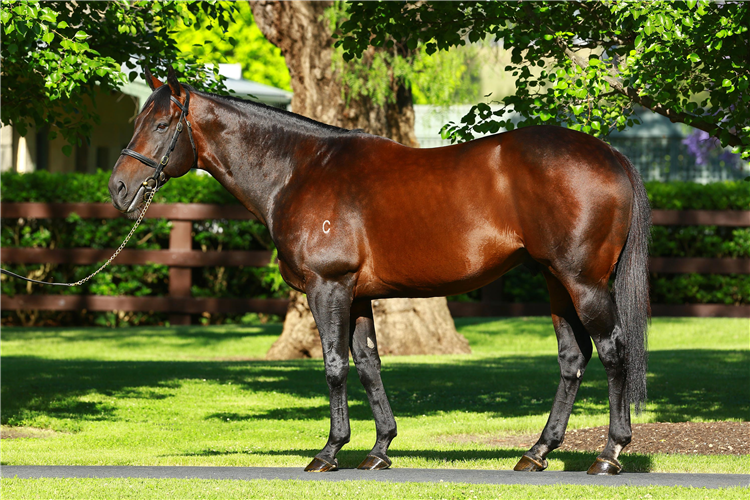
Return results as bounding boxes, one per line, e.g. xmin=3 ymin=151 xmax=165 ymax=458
xmin=160 ymin=154 xmax=170 ymax=166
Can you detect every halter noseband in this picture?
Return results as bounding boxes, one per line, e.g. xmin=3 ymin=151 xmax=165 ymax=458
xmin=120 ymin=88 xmax=198 ymax=200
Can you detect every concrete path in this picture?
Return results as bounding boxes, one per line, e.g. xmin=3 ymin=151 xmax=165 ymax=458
xmin=2 ymin=466 xmax=749 ymax=489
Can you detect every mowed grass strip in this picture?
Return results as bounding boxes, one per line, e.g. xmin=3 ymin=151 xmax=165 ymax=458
xmin=1 ymin=318 xmax=747 ymax=476
xmin=2 ymin=478 xmax=748 ymax=500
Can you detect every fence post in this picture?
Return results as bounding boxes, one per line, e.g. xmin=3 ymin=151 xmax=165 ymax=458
xmin=169 ymin=220 xmax=192 ymax=325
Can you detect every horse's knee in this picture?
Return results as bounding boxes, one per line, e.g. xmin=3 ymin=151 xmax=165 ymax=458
xmin=325 ymin=359 xmax=350 ymax=388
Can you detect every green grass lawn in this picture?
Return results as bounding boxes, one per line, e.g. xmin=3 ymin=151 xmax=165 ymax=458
xmin=2 ymin=317 xmax=748 ymax=499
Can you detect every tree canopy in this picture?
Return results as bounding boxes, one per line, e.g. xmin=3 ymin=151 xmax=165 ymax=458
xmin=1 ymin=0 xmax=235 ymax=152
xmin=1 ymin=0 xmax=483 ymax=155
xmin=339 ymin=1 xmax=750 ymax=160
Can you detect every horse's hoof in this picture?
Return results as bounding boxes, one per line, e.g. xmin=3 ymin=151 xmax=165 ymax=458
xmin=357 ymin=454 xmax=392 ymax=470
xmin=513 ymin=455 xmax=548 ymax=472
xmin=304 ymin=457 xmax=338 ymax=472
xmin=587 ymin=457 xmax=622 ymax=475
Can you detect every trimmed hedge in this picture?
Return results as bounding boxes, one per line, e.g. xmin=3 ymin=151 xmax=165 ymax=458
xmin=1 ymin=172 xmax=748 ymax=326
xmin=1 ymin=171 xmax=283 ymax=326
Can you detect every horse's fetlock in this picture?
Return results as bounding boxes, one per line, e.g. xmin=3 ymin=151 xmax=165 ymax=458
xmin=616 ymin=431 xmax=632 ymax=447
xmin=380 ymin=424 xmax=397 ymax=441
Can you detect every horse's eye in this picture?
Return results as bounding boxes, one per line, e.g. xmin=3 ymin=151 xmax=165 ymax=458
xmin=156 ymin=123 xmax=168 ymax=131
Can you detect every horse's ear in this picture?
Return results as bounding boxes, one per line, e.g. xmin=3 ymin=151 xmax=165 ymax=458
xmin=144 ymin=67 xmax=164 ymax=91
xmin=167 ymin=66 xmax=182 ymax=97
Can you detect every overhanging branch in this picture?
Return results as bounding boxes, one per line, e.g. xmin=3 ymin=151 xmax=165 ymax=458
xmin=555 ymin=36 xmax=743 ymax=147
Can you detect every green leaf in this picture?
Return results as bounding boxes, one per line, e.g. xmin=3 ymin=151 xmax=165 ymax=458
xmin=74 ymin=30 xmax=88 ymax=41
xmin=39 ymin=9 xmax=56 ymax=23
xmin=62 ymin=145 xmax=72 ymax=157
xmin=57 ymin=20 xmax=68 ymax=29
xmin=687 ymin=53 xmax=701 ymax=63
xmin=722 ymin=79 xmax=732 ymax=87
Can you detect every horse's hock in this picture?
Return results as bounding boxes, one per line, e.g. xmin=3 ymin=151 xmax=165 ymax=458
xmin=265 ymin=292 xmax=471 ymax=359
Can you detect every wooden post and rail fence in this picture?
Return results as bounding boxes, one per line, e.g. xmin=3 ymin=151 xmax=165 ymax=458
xmin=2 ymin=202 xmax=749 ymax=322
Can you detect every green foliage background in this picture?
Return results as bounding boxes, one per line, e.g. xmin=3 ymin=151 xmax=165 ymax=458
xmin=2 ymin=172 xmax=748 ymax=326
xmin=172 ymin=2 xmax=291 ymax=92
xmin=340 ymin=1 xmax=750 ymax=159
xmin=0 ymin=0 xmax=237 ymax=152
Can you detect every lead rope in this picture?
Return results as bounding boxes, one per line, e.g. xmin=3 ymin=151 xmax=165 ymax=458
xmin=0 ymin=188 xmax=157 ymax=287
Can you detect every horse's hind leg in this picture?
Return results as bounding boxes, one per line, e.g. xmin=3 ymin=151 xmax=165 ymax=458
xmin=303 ymin=278 xmax=354 ymax=472
xmin=575 ymin=284 xmax=632 ymax=475
xmin=349 ymin=300 xmax=397 ymax=470
xmin=515 ymin=273 xmax=592 ymax=472
xmin=562 ymin=278 xmax=632 ymax=475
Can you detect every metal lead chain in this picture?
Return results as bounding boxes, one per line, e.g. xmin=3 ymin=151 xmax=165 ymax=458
xmin=68 ymin=188 xmax=157 ymax=287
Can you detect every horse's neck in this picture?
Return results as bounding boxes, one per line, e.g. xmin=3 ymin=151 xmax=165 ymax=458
xmin=196 ymin=97 xmax=329 ymax=228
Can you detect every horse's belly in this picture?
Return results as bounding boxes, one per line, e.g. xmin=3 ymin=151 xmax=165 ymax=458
xmin=357 ymin=222 xmax=524 ymax=299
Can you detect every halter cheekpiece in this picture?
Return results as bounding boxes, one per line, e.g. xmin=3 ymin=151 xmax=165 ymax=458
xmin=120 ymin=88 xmax=198 ymax=199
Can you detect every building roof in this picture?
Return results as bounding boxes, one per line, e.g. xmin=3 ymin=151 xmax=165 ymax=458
xmin=119 ymin=63 xmax=292 ymax=109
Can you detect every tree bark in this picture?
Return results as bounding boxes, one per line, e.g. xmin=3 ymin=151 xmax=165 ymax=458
xmin=251 ymin=0 xmax=470 ymax=360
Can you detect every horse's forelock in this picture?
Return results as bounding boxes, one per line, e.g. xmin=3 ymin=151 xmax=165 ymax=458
xmin=140 ymin=85 xmax=172 ymax=115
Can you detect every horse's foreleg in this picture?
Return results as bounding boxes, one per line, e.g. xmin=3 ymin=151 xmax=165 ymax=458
xmin=350 ymin=300 xmax=397 ymax=470
xmin=304 ymin=278 xmax=354 ymax=472
xmin=515 ymin=274 xmax=592 ymax=472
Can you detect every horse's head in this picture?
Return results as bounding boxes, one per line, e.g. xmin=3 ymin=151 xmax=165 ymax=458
xmin=109 ymin=67 xmax=197 ymax=218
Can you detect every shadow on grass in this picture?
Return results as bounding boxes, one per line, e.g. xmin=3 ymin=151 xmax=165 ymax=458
xmin=0 ymin=324 xmax=282 ymax=345
xmin=2 ymin=350 xmax=747 ymax=428
xmin=175 ymin=446 xmax=653 ymax=472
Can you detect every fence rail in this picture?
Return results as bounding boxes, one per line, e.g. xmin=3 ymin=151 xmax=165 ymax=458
xmin=2 ymin=203 xmax=749 ymax=321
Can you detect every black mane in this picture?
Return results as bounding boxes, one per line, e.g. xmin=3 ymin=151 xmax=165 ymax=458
xmin=199 ymin=89 xmax=360 ymax=138
xmin=140 ymin=84 xmax=365 ymax=139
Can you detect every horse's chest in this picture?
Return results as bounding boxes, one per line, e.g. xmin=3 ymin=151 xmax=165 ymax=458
xmin=277 ymin=257 xmax=306 ymax=293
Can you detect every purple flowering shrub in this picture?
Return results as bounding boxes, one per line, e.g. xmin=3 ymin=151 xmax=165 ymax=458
xmin=682 ymin=130 xmax=741 ymax=169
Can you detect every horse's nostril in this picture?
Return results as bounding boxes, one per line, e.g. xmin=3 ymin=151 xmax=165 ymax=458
xmin=117 ymin=181 xmax=127 ymax=196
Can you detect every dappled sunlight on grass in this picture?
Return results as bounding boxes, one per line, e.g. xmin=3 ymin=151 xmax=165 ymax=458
xmin=1 ymin=317 xmax=747 ymax=474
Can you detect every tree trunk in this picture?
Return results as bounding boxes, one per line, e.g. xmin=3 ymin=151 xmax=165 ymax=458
xmin=251 ymin=1 xmax=470 ymax=360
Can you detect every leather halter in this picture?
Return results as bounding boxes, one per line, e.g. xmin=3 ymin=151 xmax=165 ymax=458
xmin=120 ymin=88 xmax=198 ymax=200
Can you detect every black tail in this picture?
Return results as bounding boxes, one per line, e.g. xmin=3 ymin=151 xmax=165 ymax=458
xmin=611 ymin=148 xmax=651 ymax=414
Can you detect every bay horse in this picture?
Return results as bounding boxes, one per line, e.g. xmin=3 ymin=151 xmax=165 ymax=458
xmin=109 ymin=68 xmax=650 ymax=475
